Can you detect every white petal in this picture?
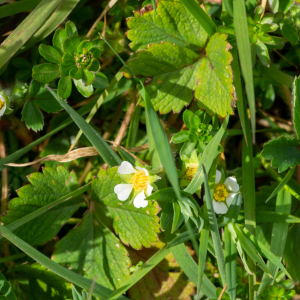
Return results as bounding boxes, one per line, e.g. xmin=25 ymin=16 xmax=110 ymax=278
xmin=0 ymin=96 xmax=6 ymax=117
xmin=114 ymin=184 xmax=133 ymax=201
xmin=215 ymin=170 xmax=221 ymax=184
xmin=224 ymin=177 xmax=239 ymax=192
xmin=118 ymin=161 xmax=137 ymax=174
xmin=226 ymin=193 xmax=237 ymax=207
xmin=136 ymin=166 xmax=149 ymax=176
xmin=213 ymin=200 xmax=228 ymax=214
xmin=133 ymin=191 xmax=148 ymax=208
xmin=147 ymin=183 xmax=153 ymax=196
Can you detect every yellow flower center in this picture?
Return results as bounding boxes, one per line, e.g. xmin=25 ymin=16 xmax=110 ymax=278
xmin=130 ymin=171 xmax=149 ymax=191
xmin=184 ymin=166 xmax=198 ymax=181
xmin=0 ymin=99 xmax=5 ymax=110
xmin=213 ymin=184 xmax=229 ymax=202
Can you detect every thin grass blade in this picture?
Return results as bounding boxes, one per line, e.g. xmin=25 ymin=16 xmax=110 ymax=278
xmin=202 ymin=165 xmax=227 ymax=286
xmin=256 ymin=211 xmax=300 ymax=223
xmin=196 ymin=204 xmax=209 ymax=300
xmin=266 ymin=167 xmax=295 ymax=202
xmin=46 ymin=87 xmax=121 ymax=167
xmin=106 ymin=246 xmax=170 ymax=300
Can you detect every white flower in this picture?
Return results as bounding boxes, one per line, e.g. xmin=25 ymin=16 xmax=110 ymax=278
xmin=0 ymin=94 xmax=6 ymax=117
xmin=114 ymin=161 xmax=154 ymax=208
xmin=212 ymin=170 xmax=239 ymax=214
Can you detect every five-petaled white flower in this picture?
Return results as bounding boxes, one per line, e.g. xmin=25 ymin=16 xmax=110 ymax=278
xmin=0 ymin=94 xmax=6 ymax=117
xmin=213 ymin=170 xmax=240 ymax=214
xmin=114 ymin=161 xmax=158 ymax=209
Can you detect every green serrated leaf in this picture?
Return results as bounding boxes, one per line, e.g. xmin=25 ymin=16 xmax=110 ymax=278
xmin=91 ymin=167 xmax=161 ymax=249
xmin=127 ymin=0 xmax=208 ymax=51
xmin=195 ymin=33 xmax=235 ymax=117
xmin=126 ymin=42 xmax=201 ymax=114
xmin=21 ymin=101 xmax=44 ymax=132
xmin=53 ymin=208 xmax=131 ymax=290
xmin=33 ymin=90 xmax=62 ymax=113
xmin=1 ymin=165 xmax=82 ymax=245
xmin=261 ymin=136 xmax=300 ymax=172
xmin=39 ymin=44 xmax=62 ymax=64
xmin=58 ymin=76 xmax=72 ymax=99
xmin=281 ymin=18 xmax=298 ymax=45
xmin=32 ymin=63 xmax=60 ymax=83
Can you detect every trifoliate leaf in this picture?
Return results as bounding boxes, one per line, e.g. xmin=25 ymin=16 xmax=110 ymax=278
xmin=91 ymin=167 xmax=161 ymax=249
xmin=39 ymin=44 xmax=62 ymax=64
xmin=126 ymin=42 xmax=201 ymax=113
xmin=53 ymin=207 xmax=131 ymax=290
xmin=127 ymin=0 xmax=208 ymax=51
xmin=21 ymin=101 xmax=44 ymax=132
xmin=9 ymin=264 xmax=70 ymax=300
xmin=195 ymin=33 xmax=235 ymax=117
xmin=32 ymin=63 xmax=60 ymax=83
xmin=261 ymin=136 xmax=300 ymax=172
xmin=33 ymin=90 xmax=62 ymax=114
xmin=128 ymin=241 xmax=195 ymax=300
xmin=1 ymin=165 xmax=82 ymax=245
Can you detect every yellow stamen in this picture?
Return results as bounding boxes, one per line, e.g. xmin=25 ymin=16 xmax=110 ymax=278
xmin=0 ymin=100 xmax=5 ymax=110
xmin=130 ymin=171 xmax=149 ymax=191
xmin=213 ymin=184 xmax=228 ymax=202
xmin=184 ymin=166 xmax=197 ymax=181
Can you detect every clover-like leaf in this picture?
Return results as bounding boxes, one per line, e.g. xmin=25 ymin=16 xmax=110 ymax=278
xmin=65 ymin=20 xmax=78 ymax=37
xmin=73 ymin=79 xmax=93 ymax=97
xmin=261 ymin=136 xmax=300 ymax=172
xmin=128 ymin=241 xmax=195 ymax=300
xmin=21 ymin=101 xmax=44 ymax=132
xmin=58 ymin=76 xmax=72 ymax=99
xmin=195 ymin=33 xmax=235 ymax=117
xmin=39 ymin=44 xmax=62 ymax=64
xmin=1 ymin=165 xmax=82 ymax=245
xmin=127 ymin=0 xmax=208 ymax=51
xmin=53 ymin=206 xmax=131 ymax=290
xmin=91 ymin=167 xmax=161 ymax=249
xmin=32 ymin=63 xmax=60 ymax=83
xmin=126 ymin=42 xmax=201 ymax=113
xmin=53 ymin=28 xmax=68 ymax=55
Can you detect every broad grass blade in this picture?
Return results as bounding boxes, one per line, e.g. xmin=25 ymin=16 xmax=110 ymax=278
xmin=0 ymin=0 xmax=63 ymax=68
xmin=233 ymin=0 xmax=256 ymax=142
xmin=258 ymin=189 xmax=292 ymax=294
